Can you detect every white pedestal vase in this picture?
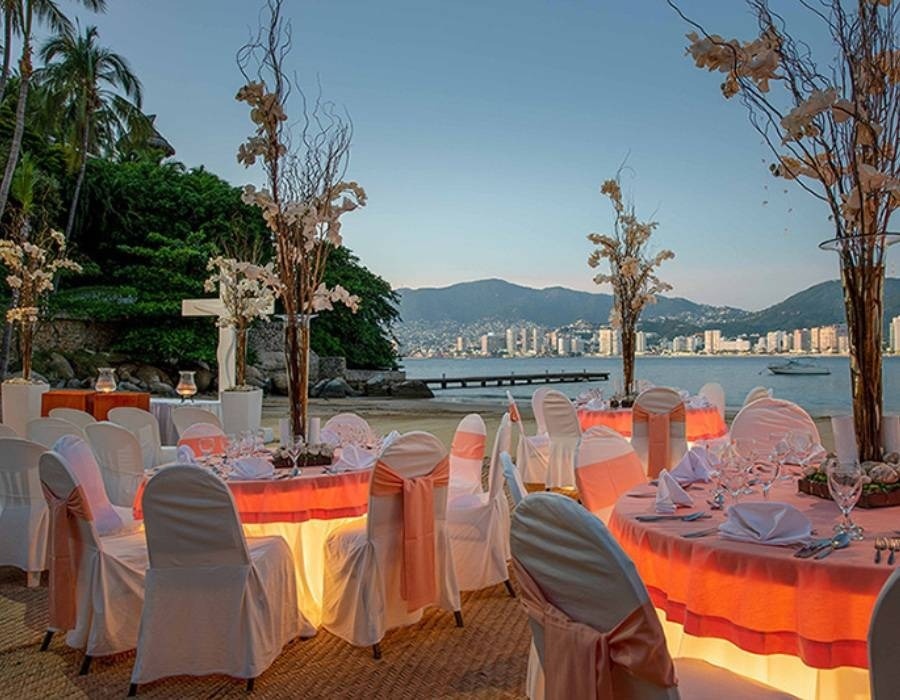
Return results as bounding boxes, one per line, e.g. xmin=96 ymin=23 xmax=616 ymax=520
xmin=221 ymin=388 xmax=263 ymax=436
xmin=2 ymin=380 xmax=49 ymax=437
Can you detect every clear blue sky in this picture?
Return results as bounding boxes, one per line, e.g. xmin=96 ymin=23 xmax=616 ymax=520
xmin=55 ymin=0 xmax=897 ymax=310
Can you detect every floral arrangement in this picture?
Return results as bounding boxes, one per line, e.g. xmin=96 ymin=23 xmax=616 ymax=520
xmin=0 ymin=229 xmax=81 ymax=382
xmin=204 ymin=255 xmax=278 ymax=389
xmin=272 ymin=441 xmax=335 ymax=468
xmin=588 ymin=176 xmax=674 ymax=396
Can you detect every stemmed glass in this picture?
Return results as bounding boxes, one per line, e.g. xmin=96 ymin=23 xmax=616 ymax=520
xmin=705 ymin=440 xmax=729 ymax=508
xmin=827 ymin=459 xmax=864 ymax=541
xmin=789 ymin=431 xmax=813 ymax=465
xmin=720 ymin=444 xmax=748 ymax=505
xmin=731 ymin=438 xmax=761 ymax=495
xmin=287 ymin=436 xmax=304 ymax=476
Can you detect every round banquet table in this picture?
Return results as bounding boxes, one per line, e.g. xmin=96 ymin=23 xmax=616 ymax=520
xmin=609 ymin=479 xmax=892 ymax=699
xmin=133 ymin=466 xmax=371 ymax=627
xmin=577 ymin=404 xmax=727 ymax=441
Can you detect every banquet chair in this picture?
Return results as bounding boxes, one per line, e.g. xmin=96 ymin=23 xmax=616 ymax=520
xmin=743 ymin=385 xmax=772 ymax=406
xmin=49 ymin=407 xmax=97 ymax=430
xmin=0 ymin=423 xmax=17 ymax=438
xmin=531 ymin=387 xmax=552 ymax=435
xmin=508 ymin=391 xmax=549 ymax=485
xmin=698 ymin=382 xmax=726 ymax=420
xmin=448 ymin=413 xmax=514 ymax=594
xmin=510 ymin=492 xmax=796 ymax=700
xmin=501 ymin=452 xmax=527 ymax=506
xmin=870 ymin=569 xmax=900 ymax=700
xmin=322 ymin=412 xmax=377 ymax=447
xmin=542 ymin=390 xmax=581 ymax=489
xmin=575 ymin=429 xmax=645 ymax=523
xmin=177 ymin=422 xmax=228 ymax=457
xmin=108 ymin=407 xmax=176 ymax=469
xmin=730 ymin=398 xmax=820 ymax=459
xmin=632 ymin=388 xmax=687 ymax=479
xmin=321 ymin=431 xmax=462 ymax=658
xmin=27 ymin=417 xmax=83 ymax=449
xmin=171 ymin=405 xmax=222 ymax=437
xmin=84 ymin=422 xmax=147 ymax=508
xmin=448 ymin=413 xmax=487 ymax=498
xmin=0 ymin=438 xmax=49 ymax=586
xmin=128 ymin=466 xmax=305 ymax=696
xmin=38 ymin=446 xmax=147 ymax=675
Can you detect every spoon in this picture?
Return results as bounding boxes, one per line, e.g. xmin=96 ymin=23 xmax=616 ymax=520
xmin=814 ymin=532 xmax=851 ymax=560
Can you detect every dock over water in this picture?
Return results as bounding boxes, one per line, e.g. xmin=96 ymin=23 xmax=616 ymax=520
xmin=419 ymin=370 xmax=609 ymax=390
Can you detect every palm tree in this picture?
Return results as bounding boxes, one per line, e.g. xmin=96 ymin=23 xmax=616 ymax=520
xmin=40 ymin=23 xmax=141 ymax=242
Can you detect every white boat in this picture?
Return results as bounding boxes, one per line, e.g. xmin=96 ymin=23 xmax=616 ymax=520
xmin=768 ymin=359 xmax=830 ymax=376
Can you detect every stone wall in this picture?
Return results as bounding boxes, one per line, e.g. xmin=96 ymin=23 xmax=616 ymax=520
xmin=34 ymin=318 xmax=118 ymax=355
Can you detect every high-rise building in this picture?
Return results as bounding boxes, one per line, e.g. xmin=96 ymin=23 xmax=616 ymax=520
xmin=792 ymin=329 xmax=810 ymax=353
xmin=891 ymin=316 xmax=900 ymax=353
xmin=531 ymin=327 xmax=543 ymax=355
xmin=570 ymin=337 xmax=585 ymax=355
xmin=598 ymin=327 xmax=620 ymax=356
xmin=818 ymin=325 xmax=838 ymax=353
xmin=455 ymin=336 xmax=465 ymax=353
xmin=635 ymin=331 xmax=647 ymax=355
xmin=480 ymin=333 xmax=503 ymax=356
xmin=810 ymin=326 xmax=821 ymax=353
xmin=505 ymin=326 xmax=517 ymax=356
xmin=704 ymin=329 xmax=722 ymax=354
xmin=556 ymin=335 xmax=569 ymax=356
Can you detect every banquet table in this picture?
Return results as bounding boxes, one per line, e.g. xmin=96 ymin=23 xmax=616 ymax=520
xmin=150 ymin=397 xmax=222 ymax=445
xmin=609 ymin=479 xmax=890 ymax=699
xmin=577 ymin=403 xmax=727 ymax=442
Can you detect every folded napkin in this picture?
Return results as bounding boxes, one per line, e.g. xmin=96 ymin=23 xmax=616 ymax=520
xmin=655 ymin=469 xmax=694 ymax=514
xmin=585 ymin=398 xmax=607 ymax=410
xmin=231 ymin=456 xmax=274 ymax=480
xmin=176 ymin=445 xmax=197 ymax=465
xmin=332 ymin=444 xmax=376 ymax=472
xmin=670 ymin=446 xmax=714 ymax=485
xmin=719 ymin=502 xmax=812 ymax=545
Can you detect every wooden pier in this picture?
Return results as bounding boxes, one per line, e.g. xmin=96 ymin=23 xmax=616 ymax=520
xmin=419 ymin=370 xmax=609 ymax=390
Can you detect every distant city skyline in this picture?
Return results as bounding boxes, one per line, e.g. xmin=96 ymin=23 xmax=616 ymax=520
xmin=54 ymin=0 xmax=899 ymax=310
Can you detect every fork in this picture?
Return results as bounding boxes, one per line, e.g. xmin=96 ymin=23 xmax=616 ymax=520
xmin=875 ymin=537 xmax=887 ymax=564
xmin=890 ymin=538 xmax=898 ymax=566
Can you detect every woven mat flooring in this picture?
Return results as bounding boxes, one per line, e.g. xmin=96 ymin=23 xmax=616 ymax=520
xmin=0 ymin=566 xmax=529 ymax=699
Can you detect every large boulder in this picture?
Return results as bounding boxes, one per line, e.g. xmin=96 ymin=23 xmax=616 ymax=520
xmin=256 ymin=351 xmax=286 ymax=372
xmin=45 ymin=352 xmax=75 ymax=381
xmin=135 ymin=364 xmax=170 ymax=387
xmin=119 ymin=380 xmax=143 ymax=392
xmin=193 ymin=368 xmax=215 ymax=393
xmin=390 ymin=380 xmax=434 ymax=399
xmin=318 ymin=377 xmax=359 ymax=399
xmin=365 ymin=374 xmax=391 ymax=397
xmin=270 ymin=372 xmax=290 ymax=396
xmin=244 ymin=365 xmax=268 ymax=390
xmin=148 ymin=380 xmax=176 ymax=397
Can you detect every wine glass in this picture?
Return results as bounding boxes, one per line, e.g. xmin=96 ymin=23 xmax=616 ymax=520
xmin=827 ymin=459 xmax=864 ymax=540
xmin=755 ymin=437 xmax=784 ymax=499
xmin=287 ymin=436 xmax=304 ymax=476
xmin=731 ymin=438 xmax=761 ymax=495
xmin=720 ymin=445 xmax=747 ymax=505
xmin=789 ymin=431 xmax=813 ymax=465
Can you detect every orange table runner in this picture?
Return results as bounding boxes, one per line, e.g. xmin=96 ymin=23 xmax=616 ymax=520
xmin=578 ymin=404 xmax=727 ymax=442
xmin=609 ymin=481 xmax=894 ymax=669
xmin=133 ymin=466 xmax=371 ymax=525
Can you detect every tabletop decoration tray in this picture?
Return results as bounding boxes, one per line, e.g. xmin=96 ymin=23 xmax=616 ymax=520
xmin=799 ymin=453 xmax=900 ymax=508
xmin=272 ymin=445 xmax=334 ymax=469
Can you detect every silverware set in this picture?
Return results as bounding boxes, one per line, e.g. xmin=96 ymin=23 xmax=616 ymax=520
xmin=874 ymin=537 xmax=900 ymax=564
xmin=794 ymin=532 xmax=851 ymax=559
xmin=635 ymin=511 xmax=710 ymax=523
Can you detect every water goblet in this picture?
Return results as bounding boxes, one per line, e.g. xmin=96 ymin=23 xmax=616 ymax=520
xmin=720 ymin=446 xmax=747 ymax=505
xmin=788 ymin=431 xmax=813 ymax=465
xmin=287 ymin=436 xmax=304 ymax=476
xmin=827 ymin=459 xmax=864 ymax=541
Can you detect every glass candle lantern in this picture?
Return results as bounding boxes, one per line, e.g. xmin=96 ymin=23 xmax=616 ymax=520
xmin=176 ymin=371 xmax=198 ymax=402
xmin=95 ymin=367 xmax=117 ymax=393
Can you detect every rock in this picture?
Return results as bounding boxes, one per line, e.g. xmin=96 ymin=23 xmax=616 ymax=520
xmin=390 ymin=380 xmax=434 ymax=399
xmin=119 ymin=381 xmax=143 ymax=392
xmin=244 ymin=365 xmax=268 ymax=390
xmin=135 ymin=364 xmax=169 ymax=387
xmin=66 ymin=378 xmax=83 ymax=389
xmin=194 ymin=368 xmax=215 ymax=393
xmin=309 ymin=378 xmax=329 ymax=398
xmin=270 ymin=372 xmax=290 ymax=396
xmin=7 ymin=370 xmax=49 ymax=384
xmin=46 ymin=352 xmax=75 ymax=381
xmin=318 ymin=377 xmax=359 ymax=399
xmin=148 ymin=380 xmax=177 ymax=397
xmin=365 ymin=374 xmax=391 ymax=397
xmin=257 ymin=351 xmax=286 ymax=372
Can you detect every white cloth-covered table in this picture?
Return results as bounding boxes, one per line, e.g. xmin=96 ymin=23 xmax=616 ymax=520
xmin=150 ymin=398 xmax=222 ymax=446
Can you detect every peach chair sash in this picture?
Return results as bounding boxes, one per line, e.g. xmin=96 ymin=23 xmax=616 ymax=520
xmin=576 ymin=452 xmax=645 ymax=515
xmin=371 ymin=456 xmax=450 ymax=612
xmin=41 ymin=482 xmax=93 ymax=631
xmin=512 ymin=558 xmax=676 ymax=698
xmin=633 ymin=403 xmax=685 ymax=479
xmin=451 ymin=430 xmax=485 ymax=460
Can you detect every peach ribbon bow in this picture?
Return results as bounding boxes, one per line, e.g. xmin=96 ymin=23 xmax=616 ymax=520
xmin=633 ymin=404 xmax=686 ymax=479
xmin=511 ymin=558 xmax=676 ymax=699
xmin=508 ymin=401 xmax=521 ymax=424
xmin=41 ymin=482 xmax=94 ymax=631
xmin=371 ymin=457 xmax=450 ymax=612
xmin=451 ymin=431 xmax=485 ymax=460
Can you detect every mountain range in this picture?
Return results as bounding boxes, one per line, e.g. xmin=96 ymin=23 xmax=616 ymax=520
xmin=396 ymin=278 xmax=900 ymax=336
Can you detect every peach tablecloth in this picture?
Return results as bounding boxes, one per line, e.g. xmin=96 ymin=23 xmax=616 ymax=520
xmin=578 ymin=404 xmax=727 ymax=441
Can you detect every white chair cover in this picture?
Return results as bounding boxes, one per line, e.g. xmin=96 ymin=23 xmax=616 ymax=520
xmin=178 ymin=422 xmax=227 ymax=449
xmin=448 ymin=414 xmax=511 ymax=591
xmin=870 ymin=569 xmax=900 ymax=700
xmin=699 ymin=382 xmax=726 ymax=419
xmin=743 ymin=386 xmax=772 ymax=406
xmin=0 ymin=423 xmax=17 ymax=438
xmin=26 ymin=417 xmax=83 ymax=449
xmin=730 ymin=398 xmax=820 ymax=458
xmin=508 ymin=391 xmax=549 ymax=485
xmin=631 ymin=388 xmax=687 ymax=477
xmin=322 ymin=413 xmax=377 ymax=447
xmin=0 ymin=438 xmax=49 ymax=583
xmin=448 ymin=413 xmax=487 ymax=498
xmin=39 ymin=449 xmax=147 ymax=657
xmin=171 ymin=405 xmax=223 ymax=437
xmin=49 ymin=408 xmax=97 ymax=430
xmin=130 ymin=466 xmax=306 ymax=686
xmin=501 ymin=451 xmax=527 ymax=506
xmin=84 ymin=422 xmax=146 ymax=508
xmin=321 ymin=431 xmax=461 ymax=649
xmin=831 ymin=415 xmax=859 ymax=463
xmin=542 ymin=390 xmax=581 ymax=488
xmin=575 ymin=430 xmax=645 ymax=523
xmin=531 ymin=387 xmax=552 ymax=435
xmin=511 ymin=493 xmax=795 ymax=700
xmin=108 ymin=407 xmax=174 ymax=469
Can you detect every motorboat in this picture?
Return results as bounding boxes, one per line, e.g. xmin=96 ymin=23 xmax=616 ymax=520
xmin=768 ymin=359 xmax=830 ymax=375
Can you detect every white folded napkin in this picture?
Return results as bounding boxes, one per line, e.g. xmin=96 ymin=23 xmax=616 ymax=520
xmin=585 ymin=398 xmax=607 ymax=410
xmin=332 ymin=444 xmax=376 ymax=472
xmin=231 ymin=456 xmax=274 ymax=480
xmin=176 ymin=445 xmax=197 ymax=465
xmin=655 ymin=469 xmax=694 ymax=513
xmin=670 ymin=446 xmax=714 ymax=485
xmin=718 ymin=502 xmax=812 ymax=545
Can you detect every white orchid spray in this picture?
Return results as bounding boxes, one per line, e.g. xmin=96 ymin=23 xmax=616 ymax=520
xmin=588 ymin=177 xmax=674 ymax=396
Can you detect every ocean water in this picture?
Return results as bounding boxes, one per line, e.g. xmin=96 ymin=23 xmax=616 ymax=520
xmin=401 ymin=355 xmax=900 ymax=418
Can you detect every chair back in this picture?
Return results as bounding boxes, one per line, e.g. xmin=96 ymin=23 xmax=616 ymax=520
xmin=531 ymin=387 xmax=552 ymax=434
xmin=631 ymin=388 xmax=686 ymax=478
xmin=487 ymin=413 xmax=512 ymax=500
xmin=171 ymin=405 xmax=222 ymax=437
xmin=449 ymin=413 xmax=486 ymax=491
xmin=542 ymin=390 xmax=580 ymax=438
xmin=108 ymin=407 xmax=162 ymax=470
xmin=84 ymin=422 xmax=146 ymax=508
xmin=510 ymin=493 xmax=677 ymax=699
xmin=500 ymin=452 xmax=526 ymax=506
xmin=870 ymin=569 xmax=900 ymax=700
xmin=51 ymin=435 xmax=124 ymax=536
xmin=698 ymin=382 xmax=726 ymax=419
xmin=506 ymin=391 xmax=527 ymax=437
xmin=0 ymin=437 xmax=48 ymax=512
xmin=38 ymin=450 xmax=101 ymax=550
xmin=142 ymin=466 xmax=248 ymax=568
xmin=26 ymin=417 xmax=83 ymax=449
xmin=743 ymin=385 xmax=772 ymax=406
xmin=575 ymin=431 xmax=645 ymax=521
xmin=322 ymin=412 xmax=376 ymax=447
xmin=177 ymin=423 xmax=228 ymax=456
xmin=49 ymin=408 xmax=97 ymax=430
xmin=730 ymin=397 xmax=820 ymax=458
xmin=0 ymin=423 xmax=17 ymax=438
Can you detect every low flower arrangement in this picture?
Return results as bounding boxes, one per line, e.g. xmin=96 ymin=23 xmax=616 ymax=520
xmin=272 ymin=442 xmax=335 ymax=468
xmin=800 ymin=453 xmax=900 ymax=508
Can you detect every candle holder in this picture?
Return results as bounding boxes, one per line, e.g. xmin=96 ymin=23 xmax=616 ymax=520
xmin=176 ymin=371 xmax=198 ymax=403
xmin=95 ymin=368 xmax=117 ymax=394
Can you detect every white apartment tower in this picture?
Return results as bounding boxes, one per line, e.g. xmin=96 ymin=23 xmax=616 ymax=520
xmin=704 ymin=329 xmax=722 ymax=354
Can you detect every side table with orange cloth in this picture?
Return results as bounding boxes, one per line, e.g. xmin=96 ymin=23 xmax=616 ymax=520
xmin=609 ymin=479 xmax=889 ymax=699
xmin=41 ymin=389 xmax=96 ymax=416
xmin=577 ymin=404 xmax=727 ymax=442
xmin=92 ymin=391 xmax=150 ymax=421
